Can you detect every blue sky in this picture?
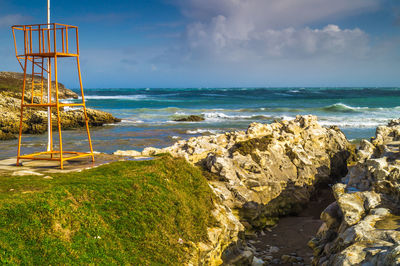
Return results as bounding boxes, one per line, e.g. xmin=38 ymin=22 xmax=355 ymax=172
xmin=0 ymin=0 xmax=399 ymax=88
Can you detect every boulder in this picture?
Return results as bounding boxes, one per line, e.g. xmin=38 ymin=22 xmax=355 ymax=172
xmin=320 ymin=202 xmax=342 ymax=230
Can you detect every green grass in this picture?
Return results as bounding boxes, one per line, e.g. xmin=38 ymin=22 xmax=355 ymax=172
xmin=0 ymin=155 xmax=216 ymax=265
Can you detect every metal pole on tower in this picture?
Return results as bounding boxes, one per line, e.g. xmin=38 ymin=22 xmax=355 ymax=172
xmin=46 ymin=0 xmax=51 ymax=151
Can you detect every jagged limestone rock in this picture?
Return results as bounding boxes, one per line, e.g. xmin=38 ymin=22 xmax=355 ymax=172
xmin=117 ymin=116 xmax=350 ymax=265
xmin=310 ymin=118 xmax=400 ymax=266
xmin=144 ymin=115 xmax=349 ymax=264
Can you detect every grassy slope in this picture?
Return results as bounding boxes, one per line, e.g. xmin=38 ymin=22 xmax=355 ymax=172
xmin=0 ymin=155 xmax=216 ymax=265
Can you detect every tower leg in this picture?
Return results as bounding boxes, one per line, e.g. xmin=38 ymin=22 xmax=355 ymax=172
xmin=76 ymin=57 xmax=94 ymax=162
xmin=48 ymin=58 xmax=53 ymax=159
xmin=31 ymin=57 xmax=35 ymax=104
xmin=16 ymin=57 xmax=28 ymax=166
xmin=54 ymin=55 xmax=64 ymax=169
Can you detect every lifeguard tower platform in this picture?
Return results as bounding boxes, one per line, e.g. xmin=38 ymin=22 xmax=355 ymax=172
xmin=12 ymin=23 xmax=94 ymax=169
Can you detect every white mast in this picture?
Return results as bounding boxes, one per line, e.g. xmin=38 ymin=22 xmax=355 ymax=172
xmin=46 ymin=0 xmax=51 ymax=151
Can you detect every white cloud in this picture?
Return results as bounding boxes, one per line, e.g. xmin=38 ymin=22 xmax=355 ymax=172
xmin=184 ymin=20 xmax=369 ymax=63
xmin=167 ymin=0 xmax=378 ymax=63
xmin=175 ymin=0 xmax=380 ymax=28
xmin=0 ymin=14 xmax=29 ymax=28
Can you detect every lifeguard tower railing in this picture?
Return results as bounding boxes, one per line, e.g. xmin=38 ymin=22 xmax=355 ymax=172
xmin=11 ymin=23 xmax=94 ymax=169
xmin=12 ymin=23 xmax=80 ymax=63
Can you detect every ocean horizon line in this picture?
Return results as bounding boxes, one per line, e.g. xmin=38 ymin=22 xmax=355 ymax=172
xmin=71 ymin=86 xmax=400 ymax=90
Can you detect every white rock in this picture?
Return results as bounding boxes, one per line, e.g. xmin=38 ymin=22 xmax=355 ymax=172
xmin=251 ymin=256 xmax=265 ymax=266
xmin=113 ymin=150 xmax=141 ymax=157
xmin=269 ymin=246 xmax=280 ymax=253
xmin=141 ymin=147 xmax=162 ymax=156
xmin=12 ymin=170 xmax=43 ymax=176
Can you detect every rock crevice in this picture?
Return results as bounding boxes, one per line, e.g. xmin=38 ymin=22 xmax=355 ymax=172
xmin=115 ymin=115 xmax=351 ymax=265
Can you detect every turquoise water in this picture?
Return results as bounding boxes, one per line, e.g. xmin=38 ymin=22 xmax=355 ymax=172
xmin=2 ymin=87 xmax=400 ymax=158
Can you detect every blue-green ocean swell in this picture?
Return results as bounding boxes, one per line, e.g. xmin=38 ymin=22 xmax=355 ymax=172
xmin=1 ymin=87 xmax=399 ymax=158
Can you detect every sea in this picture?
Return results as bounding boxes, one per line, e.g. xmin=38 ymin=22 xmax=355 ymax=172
xmin=2 ymin=87 xmax=400 ymax=159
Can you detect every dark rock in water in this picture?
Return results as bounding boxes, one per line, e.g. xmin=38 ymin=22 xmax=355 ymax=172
xmin=173 ymin=115 xmax=205 ymax=122
xmin=0 ymin=71 xmax=120 ymax=140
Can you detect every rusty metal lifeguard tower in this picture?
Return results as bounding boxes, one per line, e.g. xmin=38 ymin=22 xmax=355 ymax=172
xmin=11 ymin=23 xmax=94 ymax=169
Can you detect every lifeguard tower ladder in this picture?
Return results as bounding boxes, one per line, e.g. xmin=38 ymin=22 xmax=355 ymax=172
xmin=12 ymin=23 xmax=94 ymax=169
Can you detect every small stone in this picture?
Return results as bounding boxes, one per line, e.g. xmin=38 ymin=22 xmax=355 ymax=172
xmin=251 ymin=256 xmax=265 ymax=266
xmin=229 ymin=250 xmax=254 ymax=265
xmin=262 ymin=255 xmax=273 ymax=262
xmin=272 ymin=259 xmax=281 ymax=264
xmin=43 ymin=176 xmax=53 ymax=179
xmin=281 ymin=254 xmax=299 ymax=263
xmin=269 ymin=246 xmax=280 ymax=253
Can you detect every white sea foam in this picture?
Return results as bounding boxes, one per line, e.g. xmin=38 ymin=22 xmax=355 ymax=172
xmin=174 ymin=111 xmax=188 ymax=116
xmin=202 ymin=112 xmax=255 ymax=121
xmin=280 ymin=115 xmax=296 ymax=121
xmin=84 ymin=95 xmax=149 ymax=100
xmin=274 ymin=93 xmax=293 ymax=97
xmin=186 ymin=129 xmax=220 ymax=134
xmin=318 ymin=117 xmax=388 ymax=128
xmin=120 ymin=119 xmax=144 ymax=124
xmin=203 ymin=112 xmax=230 ymax=119
xmin=60 ymin=99 xmax=75 ymax=104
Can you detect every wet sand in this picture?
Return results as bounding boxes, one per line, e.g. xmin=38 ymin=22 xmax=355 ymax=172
xmin=252 ymin=187 xmax=335 ymax=265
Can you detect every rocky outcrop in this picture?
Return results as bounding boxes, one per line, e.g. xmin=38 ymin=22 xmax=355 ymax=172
xmin=116 ymin=115 xmax=351 ymax=265
xmin=0 ymin=71 xmax=120 ymax=140
xmin=309 ymin=119 xmax=400 ymax=265
xmin=0 ymin=71 xmax=78 ymax=100
xmin=173 ymin=115 xmax=205 ymax=122
xmin=162 ymin=115 xmax=350 ymax=229
xmin=187 ymin=204 xmax=244 ymax=266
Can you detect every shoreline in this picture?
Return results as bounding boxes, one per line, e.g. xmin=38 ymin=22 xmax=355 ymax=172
xmin=0 ymin=117 xmax=371 ymax=160
xmin=0 ymin=115 xmax=399 ymax=264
